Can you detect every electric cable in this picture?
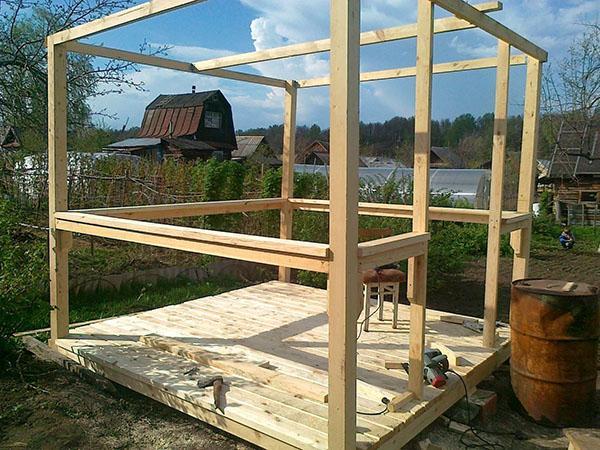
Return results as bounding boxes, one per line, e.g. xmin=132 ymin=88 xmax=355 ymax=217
xmin=357 ymin=397 xmax=390 ymax=416
xmin=356 ymin=271 xmax=389 ymax=416
xmin=356 ymin=271 xmax=383 ymax=341
xmin=447 ymin=369 xmax=523 ymax=449
xmin=356 ymin=300 xmax=382 ymax=341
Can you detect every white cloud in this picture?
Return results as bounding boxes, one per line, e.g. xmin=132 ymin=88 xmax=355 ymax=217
xmin=91 ymin=0 xmax=600 ymax=129
xmin=449 ymin=34 xmax=497 ymax=58
xmin=162 ymin=44 xmax=235 ymax=61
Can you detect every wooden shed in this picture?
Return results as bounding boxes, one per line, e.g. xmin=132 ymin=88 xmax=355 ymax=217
xmin=545 ymin=121 xmax=600 ymax=224
xmin=297 ymin=140 xmax=368 ymax=166
xmin=1 ymin=126 xmax=21 ymax=150
xmin=46 ymin=1 xmax=546 ymax=448
xmin=137 ymin=90 xmax=237 ymax=159
xmin=430 ymin=146 xmax=463 ymax=168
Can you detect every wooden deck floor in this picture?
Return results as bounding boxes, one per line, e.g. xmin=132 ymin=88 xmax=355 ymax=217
xmin=54 ymin=281 xmax=510 ymax=449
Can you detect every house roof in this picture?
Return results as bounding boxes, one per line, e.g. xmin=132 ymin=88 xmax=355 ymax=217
xmin=233 ymin=135 xmax=265 ymax=158
xmin=362 ymin=156 xmax=405 ymax=168
xmin=548 ymin=128 xmax=600 ymax=179
xmin=431 ymin=146 xmax=463 ymax=168
xmin=106 ymin=138 xmax=162 ymax=148
xmin=164 ymin=137 xmax=216 ymax=151
xmin=138 ymin=91 xmax=221 ymax=139
xmin=1 ymin=126 xmax=20 ymax=149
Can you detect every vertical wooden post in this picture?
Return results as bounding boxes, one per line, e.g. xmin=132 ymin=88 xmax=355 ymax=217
xmin=511 ymin=58 xmax=542 ymax=280
xmin=48 ymin=40 xmax=71 ymax=346
xmin=483 ymin=40 xmax=510 ymax=348
xmin=328 ymin=0 xmax=360 ymax=447
xmin=408 ymin=0 xmax=434 ymax=399
xmin=278 ymin=81 xmax=298 ymax=282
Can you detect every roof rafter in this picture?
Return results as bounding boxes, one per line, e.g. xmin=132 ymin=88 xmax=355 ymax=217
xmin=191 ymin=1 xmax=503 ymax=71
xmin=298 ymin=54 xmax=528 ymax=88
xmin=64 ymin=42 xmax=287 ymax=88
xmin=49 ymin=0 xmax=205 ymax=45
xmin=430 ymin=0 xmax=548 ymax=61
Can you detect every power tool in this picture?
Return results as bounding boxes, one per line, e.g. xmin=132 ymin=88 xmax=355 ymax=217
xmin=401 ymin=348 xmax=450 ymax=389
xmin=423 ymin=349 xmax=450 ymax=388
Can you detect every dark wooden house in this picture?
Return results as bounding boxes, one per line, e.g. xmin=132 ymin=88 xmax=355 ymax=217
xmin=296 ymin=140 xmax=367 ymax=166
xmin=430 ymin=146 xmax=463 ymax=168
xmin=233 ymin=135 xmax=281 ymax=167
xmin=1 ymin=126 xmax=21 ymax=150
xmin=545 ymin=121 xmax=600 ymax=225
xmin=106 ymin=90 xmax=237 ymax=160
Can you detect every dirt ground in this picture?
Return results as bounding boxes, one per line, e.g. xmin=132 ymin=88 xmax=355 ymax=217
xmin=428 ymin=250 xmax=600 ymax=322
xmin=0 ymin=353 xmax=255 ymax=450
xmin=1 ymin=247 xmax=598 ymax=450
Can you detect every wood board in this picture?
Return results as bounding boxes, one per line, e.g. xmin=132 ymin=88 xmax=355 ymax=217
xmin=55 ymin=281 xmax=510 ymax=449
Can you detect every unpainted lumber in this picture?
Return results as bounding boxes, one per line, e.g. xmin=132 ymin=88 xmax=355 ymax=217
xmin=430 ymin=0 xmax=547 ymax=61
xmin=429 ymin=341 xmax=470 ymax=367
xmin=191 ymin=2 xmax=502 ymax=71
xmin=299 ymin=54 xmax=527 ymax=88
xmin=21 ymin=336 xmax=117 ymax=393
xmin=408 ymin=0 xmax=434 ymax=400
xmin=56 ymin=218 xmax=329 ymax=273
xmin=512 ymin=57 xmax=543 ymax=280
xmin=388 ymin=391 xmax=415 ymax=413
xmin=64 ymin=42 xmax=286 ymax=88
xmin=278 ymin=81 xmax=298 ymax=282
xmin=50 ymin=0 xmax=206 ymax=45
xmin=76 ymin=197 xmax=284 ymax=219
xmin=327 ymin=0 xmax=361 ymax=447
xmin=139 ymin=335 xmax=328 ymax=404
xmin=48 ymin=41 xmax=70 ymax=344
xmin=483 ymin=39 xmax=511 ymax=348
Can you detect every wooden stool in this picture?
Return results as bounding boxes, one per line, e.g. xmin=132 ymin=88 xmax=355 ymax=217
xmin=362 ymin=268 xmax=406 ymax=331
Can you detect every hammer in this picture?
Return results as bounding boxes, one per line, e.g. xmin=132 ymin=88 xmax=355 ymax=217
xmin=197 ymin=375 xmax=225 ymax=413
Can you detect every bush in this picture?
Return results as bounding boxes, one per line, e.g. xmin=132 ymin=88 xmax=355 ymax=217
xmin=0 ymin=199 xmax=49 ymax=360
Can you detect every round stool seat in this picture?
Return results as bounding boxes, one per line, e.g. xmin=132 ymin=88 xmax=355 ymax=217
xmin=361 ymin=268 xmax=406 ymax=284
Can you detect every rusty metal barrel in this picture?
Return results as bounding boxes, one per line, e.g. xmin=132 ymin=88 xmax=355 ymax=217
xmin=511 ymin=278 xmax=599 ymax=426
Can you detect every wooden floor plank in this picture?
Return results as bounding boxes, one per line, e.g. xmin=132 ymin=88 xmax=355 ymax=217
xmin=58 ymin=281 xmax=510 ymax=450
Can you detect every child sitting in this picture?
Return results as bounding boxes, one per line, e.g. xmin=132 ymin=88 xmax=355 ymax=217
xmin=559 ymin=226 xmax=575 ymax=249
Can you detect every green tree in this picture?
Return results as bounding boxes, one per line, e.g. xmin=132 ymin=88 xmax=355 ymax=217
xmin=0 ymin=0 xmax=161 ymax=152
xmin=542 ymin=22 xmax=599 ymax=157
xmin=446 ymin=113 xmax=477 ymax=147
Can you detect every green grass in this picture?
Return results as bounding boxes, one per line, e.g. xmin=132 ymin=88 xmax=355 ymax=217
xmin=532 ymin=219 xmax=600 ymax=253
xmin=24 ymin=276 xmax=246 ymax=333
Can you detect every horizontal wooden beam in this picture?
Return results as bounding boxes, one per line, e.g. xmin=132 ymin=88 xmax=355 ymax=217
xmin=430 ymin=0 xmax=548 ymax=62
xmin=75 ymin=198 xmax=285 ymax=220
xmin=358 ymin=232 xmax=430 ymax=271
xmin=298 ymin=54 xmax=527 ymax=88
xmin=64 ymin=42 xmax=287 ymax=88
xmin=500 ymin=212 xmax=531 ymax=234
xmin=49 ymin=0 xmax=205 ymax=45
xmin=192 ymin=2 xmax=502 ymax=71
xmin=358 ymin=232 xmax=430 ymax=258
xmin=55 ymin=211 xmax=329 ymax=258
xmin=54 ymin=212 xmax=330 ymax=272
xmin=289 ymin=198 xmax=529 ymax=226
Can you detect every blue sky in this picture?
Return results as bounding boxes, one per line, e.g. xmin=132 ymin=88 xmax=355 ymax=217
xmin=86 ymin=0 xmax=599 ymax=130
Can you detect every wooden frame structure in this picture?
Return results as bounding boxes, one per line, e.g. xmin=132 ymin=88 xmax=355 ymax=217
xmin=47 ymin=1 xmax=546 ymax=448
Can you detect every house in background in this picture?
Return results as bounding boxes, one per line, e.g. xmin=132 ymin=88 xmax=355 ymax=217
xmin=430 ymin=146 xmax=463 ymax=168
xmin=233 ymin=135 xmax=281 ymax=167
xmin=1 ymin=126 xmax=21 ymax=150
xmin=296 ymin=140 xmax=332 ymax=165
xmin=105 ymin=89 xmax=237 ymax=160
xmin=296 ymin=140 xmax=368 ymax=167
xmin=362 ymin=156 xmax=405 ymax=168
xmin=544 ymin=122 xmax=600 ymax=225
